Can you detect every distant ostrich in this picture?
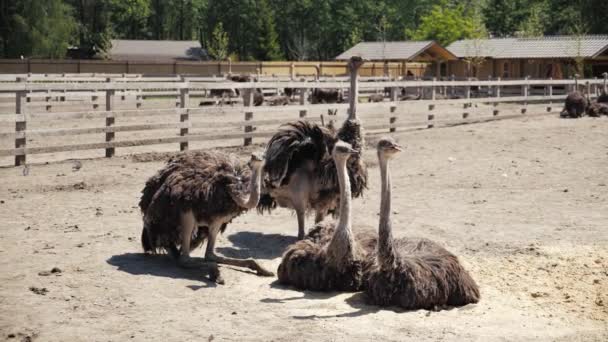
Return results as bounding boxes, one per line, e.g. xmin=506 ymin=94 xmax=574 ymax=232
xmin=229 ymin=74 xmax=264 ymax=106
xmin=277 ymin=141 xmax=375 ymax=291
xmin=598 ymin=73 xmax=608 ymax=103
xmin=258 ymin=57 xmax=368 ymax=239
xmin=368 ymin=93 xmax=384 ymax=102
xmin=561 ymin=75 xmax=588 ymax=118
xmin=139 ymin=151 xmax=274 ymax=284
xmin=365 ymin=137 xmax=480 ymax=309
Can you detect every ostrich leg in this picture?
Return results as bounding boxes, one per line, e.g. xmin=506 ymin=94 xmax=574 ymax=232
xmin=176 ymin=211 xmax=221 ymax=282
xmin=204 ymin=222 xmax=275 ymax=277
xmin=314 ymin=210 xmax=326 ymax=224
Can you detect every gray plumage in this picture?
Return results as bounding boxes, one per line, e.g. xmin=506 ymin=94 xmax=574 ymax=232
xmin=364 ymin=137 xmax=480 ymax=310
xmin=258 ymin=119 xmax=367 ymax=239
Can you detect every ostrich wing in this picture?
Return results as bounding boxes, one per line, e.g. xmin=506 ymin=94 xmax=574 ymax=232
xmin=263 ymin=121 xmax=335 ymax=187
xmin=142 ymin=151 xmax=250 ymax=222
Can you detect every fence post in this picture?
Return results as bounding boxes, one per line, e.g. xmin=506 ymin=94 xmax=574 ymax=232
xmin=347 ymin=56 xmax=364 ymax=120
xmin=521 ymin=76 xmax=529 ymax=114
xmin=450 ymin=74 xmax=455 ymax=97
xmin=547 ymin=77 xmax=553 ymax=112
xmin=179 ymin=77 xmax=190 ymax=151
xmin=431 ymin=77 xmax=436 ymax=100
xmin=389 ymin=87 xmax=398 ymax=132
xmin=493 ymin=77 xmax=501 ymax=116
xmin=463 ymin=77 xmax=471 ymax=119
xmin=299 ymin=88 xmax=307 ymax=118
xmin=105 ymin=78 xmax=115 ymax=158
xmin=15 ymin=77 xmax=27 ymax=166
xmin=243 ymin=87 xmax=254 ymax=146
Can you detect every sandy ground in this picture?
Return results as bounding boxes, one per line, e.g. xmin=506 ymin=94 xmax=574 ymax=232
xmin=1 ymin=114 xmax=607 ymax=341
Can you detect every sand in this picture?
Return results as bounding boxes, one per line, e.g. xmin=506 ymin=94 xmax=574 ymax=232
xmin=1 ymin=114 xmax=607 ymax=341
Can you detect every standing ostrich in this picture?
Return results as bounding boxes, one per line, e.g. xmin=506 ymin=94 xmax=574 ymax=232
xmin=597 ymin=73 xmax=608 ymax=104
xmin=277 ymin=141 xmax=375 ymax=291
xmin=365 ymin=137 xmax=480 ymax=309
xmin=139 ymin=151 xmax=274 ymax=284
xmin=561 ymin=75 xmax=588 ymax=118
xmin=258 ymin=56 xmax=368 ymax=239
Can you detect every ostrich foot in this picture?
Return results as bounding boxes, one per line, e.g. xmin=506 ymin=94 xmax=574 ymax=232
xmin=177 ymin=255 xmax=224 ymax=283
xmin=207 ymin=254 xmax=275 ymax=277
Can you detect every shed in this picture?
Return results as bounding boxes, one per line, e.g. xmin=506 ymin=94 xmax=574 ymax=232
xmin=336 ymin=41 xmax=457 ymax=77
xmin=446 ymin=35 xmax=608 ymax=79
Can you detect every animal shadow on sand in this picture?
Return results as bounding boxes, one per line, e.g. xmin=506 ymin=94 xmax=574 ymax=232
xmin=261 ymin=288 xmax=380 ymax=318
xmin=107 ymin=253 xmax=217 ymax=289
xmin=216 ymin=232 xmax=297 ymax=260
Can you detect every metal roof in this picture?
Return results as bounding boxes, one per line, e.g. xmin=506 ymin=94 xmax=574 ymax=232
xmin=109 ymin=40 xmax=207 ymax=61
xmin=447 ymin=35 xmax=608 ymax=59
xmin=335 ymin=41 xmax=456 ymax=61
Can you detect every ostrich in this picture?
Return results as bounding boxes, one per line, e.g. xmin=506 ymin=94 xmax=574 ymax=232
xmin=364 ymin=137 xmax=480 ymax=309
xmin=277 ymin=141 xmax=375 ymax=291
xmin=139 ymin=151 xmax=274 ymax=284
xmin=258 ymin=56 xmax=368 ymax=239
xmin=561 ymin=75 xmax=588 ymax=118
xmin=598 ymin=73 xmax=608 ymax=104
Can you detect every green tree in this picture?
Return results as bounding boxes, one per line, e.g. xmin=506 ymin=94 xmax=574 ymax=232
xmin=109 ymin=0 xmax=151 ymax=39
xmin=207 ymin=22 xmax=229 ymax=60
xmin=517 ymin=2 xmax=547 ymax=37
xmin=0 ymin=0 xmax=75 ymax=58
xmin=252 ymin=0 xmax=282 ymax=60
xmin=407 ymin=1 xmax=485 ymax=46
xmin=67 ymin=0 xmax=112 ymax=58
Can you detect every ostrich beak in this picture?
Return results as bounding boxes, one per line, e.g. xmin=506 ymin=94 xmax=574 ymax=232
xmin=347 ymin=148 xmax=359 ymax=156
xmin=392 ymin=143 xmax=403 ymax=152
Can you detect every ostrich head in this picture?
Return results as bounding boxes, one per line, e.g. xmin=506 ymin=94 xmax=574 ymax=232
xmin=332 ymin=140 xmax=358 ymax=161
xmin=377 ymin=137 xmax=403 ymax=160
xmin=249 ymin=152 xmax=265 ymax=170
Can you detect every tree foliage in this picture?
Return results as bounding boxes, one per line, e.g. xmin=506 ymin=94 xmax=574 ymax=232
xmin=1 ymin=0 xmax=75 ymax=58
xmin=1 ymin=0 xmax=607 ymax=60
xmin=207 ymin=22 xmax=229 ymax=60
xmin=407 ymin=1 xmax=485 ymax=46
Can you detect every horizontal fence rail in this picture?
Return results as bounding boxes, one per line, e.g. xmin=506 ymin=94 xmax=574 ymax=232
xmin=1 ymin=74 xmax=604 ymax=166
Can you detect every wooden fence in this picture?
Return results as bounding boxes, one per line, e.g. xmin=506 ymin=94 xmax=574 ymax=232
xmin=0 ymin=74 xmax=604 ymax=166
xmin=0 ymin=59 xmax=430 ymax=78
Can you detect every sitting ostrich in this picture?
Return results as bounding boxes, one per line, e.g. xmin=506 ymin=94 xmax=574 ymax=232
xmin=365 ymin=137 xmax=480 ymax=309
xmin=277 ymin=141 xmax=375 ymax=291
xmin=258 ymin=56 xmax=368 ymax=239
xmin=139 ymin=151 xmax=274 ymax=284
xmin=561 ymin=75 xmax=588 ymax=118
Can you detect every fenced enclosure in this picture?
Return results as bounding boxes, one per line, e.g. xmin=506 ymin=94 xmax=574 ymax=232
xmin=0 ymin=74 xmax=604 ymax=167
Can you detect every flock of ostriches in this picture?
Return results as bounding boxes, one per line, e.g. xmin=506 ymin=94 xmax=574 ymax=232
xmin=136 ymin=63 xmax=607 ymax=312
xmin=561 ymin=74 xmax=608 ymax=118
xmin=138 ymin=58 xmax=480 ymax=311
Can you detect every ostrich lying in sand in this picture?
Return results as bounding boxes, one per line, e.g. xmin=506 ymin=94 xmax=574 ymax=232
xmin=139 ymin=151 xmax=274 ymax=284
xmin=561 ymin=75 xmax=588 ymax=118
xmin=365 ymin=137 xmax=480 ymax=309
xmin=259 ymin=56 xmax=368 ymax=239
xmin=277 ymin=141 xmax=376 ymax=291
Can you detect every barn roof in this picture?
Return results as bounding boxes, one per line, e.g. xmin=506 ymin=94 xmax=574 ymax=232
xmin=447 ymin=35 xmax=608 ymax=59
xmin=109 ymin=40 xmax=207 ymax=61
xmin=335 ymin=41 xmax=456 ymax=62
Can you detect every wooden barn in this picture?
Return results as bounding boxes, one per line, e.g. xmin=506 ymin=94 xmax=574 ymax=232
xmin=335 ymin=41 xmax=457 ymax=78
xmin=446 ymin=35 xmax=608 ymax=79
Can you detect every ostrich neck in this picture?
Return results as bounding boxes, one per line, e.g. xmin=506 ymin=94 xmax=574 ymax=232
xmin=236 ymin=166 xmax=262 ymax=209
xmin=378 ymin=155 xmax=396 ymax=266
xmin=327 ymin=156 xmax=355 ymax=264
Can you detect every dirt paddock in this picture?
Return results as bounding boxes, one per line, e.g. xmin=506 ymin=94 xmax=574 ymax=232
xmin=1 ymin=115 xmax=607 ymax=341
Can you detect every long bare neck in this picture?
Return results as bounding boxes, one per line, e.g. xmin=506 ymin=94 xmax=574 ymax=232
xmin=234 ymin=166 xmax=262 ymax=209
xmin=326 ymin=156 xmax=355 ymax=264
xmin=377 ymin=154 xmax=396 ymax=267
